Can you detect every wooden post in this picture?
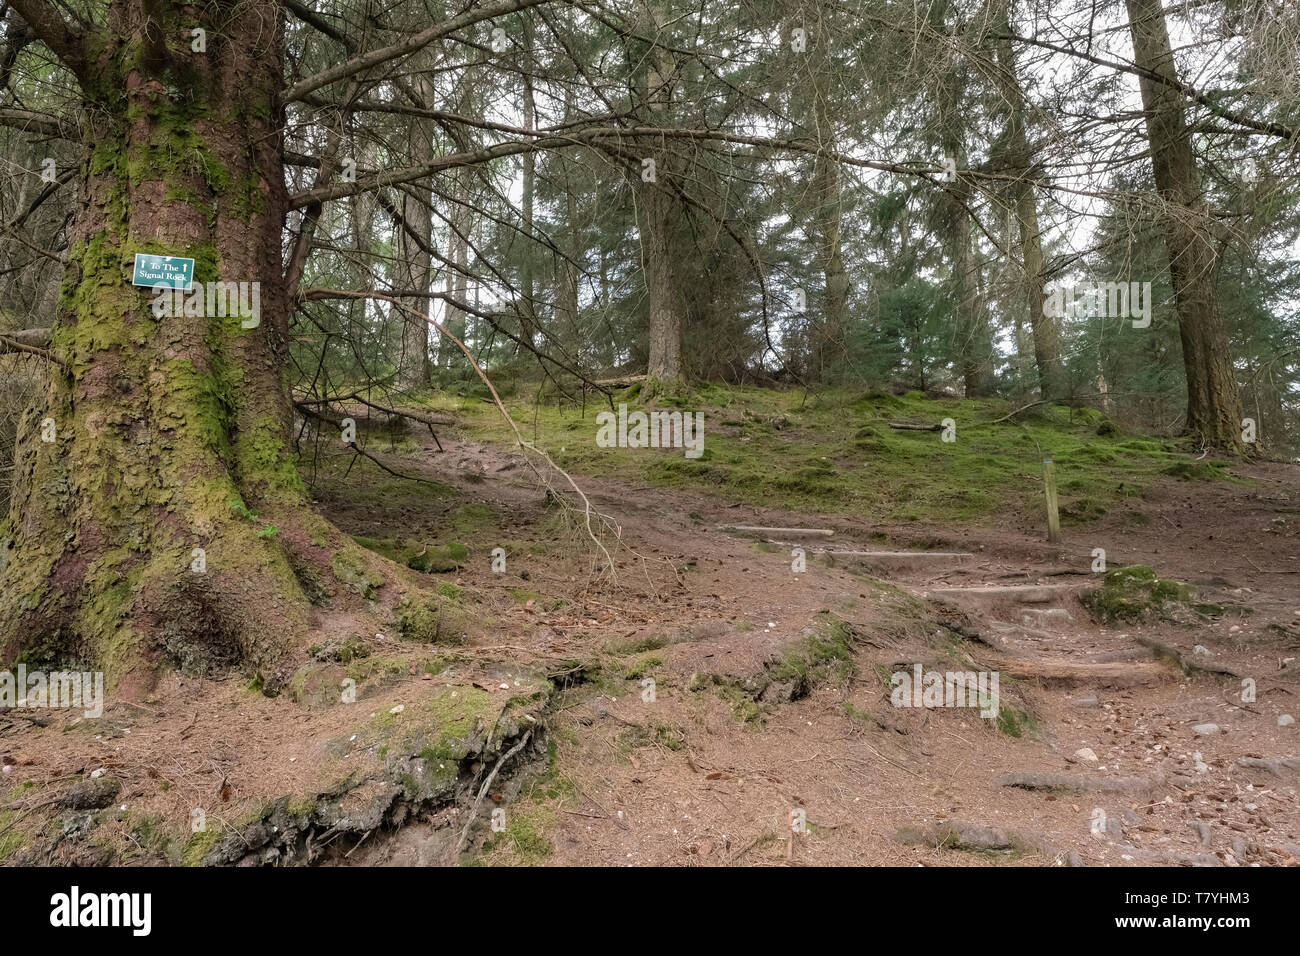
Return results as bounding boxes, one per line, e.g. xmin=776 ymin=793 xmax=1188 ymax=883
xmin=1043 ymin=458 xmax=1061 ymax=544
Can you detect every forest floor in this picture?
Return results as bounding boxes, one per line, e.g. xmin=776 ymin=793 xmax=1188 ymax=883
xmin=2 ymin=390 xmax=1298 ymax=867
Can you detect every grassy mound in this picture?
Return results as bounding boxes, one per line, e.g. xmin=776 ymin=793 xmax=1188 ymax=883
xmin=429 ymin=385 xmax=1237 ymax=525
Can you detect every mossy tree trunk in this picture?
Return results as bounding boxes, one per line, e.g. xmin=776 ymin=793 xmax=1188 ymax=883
xmin=992 ymin=4 xmax=1064 ymax=402
xmin=639 ymin=0 xmax=684 ymax=388
xmin=0 ymin=0 xmax=355 ymax=694
xmin=1124 ymin=0 xmax=1245 ymax=450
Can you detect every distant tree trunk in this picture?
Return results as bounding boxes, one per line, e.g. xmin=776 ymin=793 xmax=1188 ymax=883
xmin=551 ymin=91 xmax=581 ymax=349
xmin=0 ymin=0 xmax=378 ymax=693
xmin=807 ymin=11 xmax=847 ymax=380
xmin=810 ymin=118 xmax=848 ymax=378
xmin=640 ymin=0 xmax=683 ymax=386
xmin=1124 ymin=0 xmax=1244 ymax=450
xmin=930 ymin=1 xmax=994 ymax=398
xmin=517 ymin=17 xmax=537 ymax=353
xmin=947 ymin=148 xmax=995 ymax=397
xmin=442 ymin=168 xmax=471 ymax=369
xmin=439 ymin=79 xmax=474 ymax=370
xmin=993 ymin=8 xmax=1063 ymax=400
xmin=397 ymin=73 xmax=434 ymax=391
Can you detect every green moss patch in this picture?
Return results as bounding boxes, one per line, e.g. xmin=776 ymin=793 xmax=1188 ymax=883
xmin=1083 ymin=565 xmax=1197 ymax=623
xmin=394 ymin=593 xmax=469 ymax=644
xmin=354 ymin=536 xmax=468 ymax=573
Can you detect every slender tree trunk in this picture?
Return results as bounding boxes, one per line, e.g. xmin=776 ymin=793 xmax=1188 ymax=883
xmin=807 ymin=10 xmax=847 ymax=380
xmin=517 ymin=19 xmax=537 ymax=353
xmin=0 ymin=0 xmax=379 ymax=693
xmin=810 ymin=101 xmax=848 ymax=380
xmin=640 ymin=0 xmax=683 ymax=385
xmin=397 ymin=74 xmax=434 ymax=390
xmin=1124 ymin=0 xmax=1244 ymax=449
xmin=948 ymin=149 xmax=995 ymax=396
xmin=554 ymin=147 xmax=581 ymax=345
xmin=993 ymin=9 xmax=1064 ymax=400
xmin=444 ymin=168 xmax=471 ymax=368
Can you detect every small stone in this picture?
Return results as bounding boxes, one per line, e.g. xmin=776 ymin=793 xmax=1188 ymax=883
xmin=1192 ymin=723 xmax=1219 ymax=735
xmin=90 ymin=768 xmax=106 ymax=779
xmin=389 ymin=705 xmax=405 ymax=714
xmin=1278 ymin=714 xmax=1295 ymax=727
xmin=1074 ymin=747 xmax=1099 ymax=762
xmin=1193 ymin=645 xmax=1211 ymax=656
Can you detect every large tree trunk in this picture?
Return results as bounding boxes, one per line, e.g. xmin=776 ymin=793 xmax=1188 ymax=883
xmin=0 ymin=0 xmax=368 ymax=694
xmin=1124 ymin=0 xmax=1244 ymax=449
xmin=993 ymin=6 xmax=1064 ymax=401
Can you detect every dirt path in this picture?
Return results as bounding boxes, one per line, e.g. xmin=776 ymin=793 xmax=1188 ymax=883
xmin=339 ymin=429 xmax=1300 ymax=867
xmin=3 ymin=423 xmax=1297 ymax=867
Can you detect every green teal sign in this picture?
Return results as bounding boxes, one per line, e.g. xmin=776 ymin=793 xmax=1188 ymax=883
xmin=132 ymin=253 xmax=195 ymax=290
